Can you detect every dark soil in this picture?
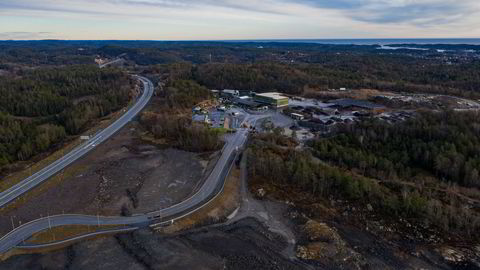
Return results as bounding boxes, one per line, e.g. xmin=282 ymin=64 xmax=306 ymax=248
xmin=0 ymin=122 xmax=216 ymax=236
xmin=0 ymin=218 xmax=308 ymax=270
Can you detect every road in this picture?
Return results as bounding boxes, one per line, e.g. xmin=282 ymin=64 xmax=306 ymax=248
xmin=0 ymin=108 xmax=267 ymax=254
xmin=99 ymin=58 xmax=124 ymax=68
xmin=0 ymin=75 xmax=154 ymax=209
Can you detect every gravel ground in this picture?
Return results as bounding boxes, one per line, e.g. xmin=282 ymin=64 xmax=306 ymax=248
xmin=0 ymin=218 xmax=306 ymax=270
xmin=0 ymin=122 xmax=216 ymax=236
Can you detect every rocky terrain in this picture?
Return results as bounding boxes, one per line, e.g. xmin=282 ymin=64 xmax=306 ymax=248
xmin=2 ymin=142 xmax=480 ymax=269
xmin=0 ymin=218 xmax=305 ymax=270
xmin=0 ymin=122 xmax=218 ymax=236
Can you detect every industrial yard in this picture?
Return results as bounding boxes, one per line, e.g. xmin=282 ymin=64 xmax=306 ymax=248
xmin=202 ymin=89 xmax=480 ymax=144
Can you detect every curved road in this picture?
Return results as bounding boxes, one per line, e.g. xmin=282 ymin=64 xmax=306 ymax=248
xmin=0 ymin=102 xmax=266 ymax=254
xmin=0 ymin=75 xmax=154 ymax=209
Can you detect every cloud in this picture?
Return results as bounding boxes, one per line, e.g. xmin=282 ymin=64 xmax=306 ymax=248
xmin=0 ymin=32 xmax=55 ymax=40
xmin=0 ymin=0 xmax=286 ymax=17
xmin=100 ymin=0 xmax=290 ymax=16
xmin=289 ymin=0 xmax=479 ymax=25
xmin=0 ymin=2 xmax=119 ymax=16
xmin=2 ymin=0 xmax=478 ymax=24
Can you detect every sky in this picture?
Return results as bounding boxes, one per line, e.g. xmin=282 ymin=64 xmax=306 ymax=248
xmin=1 ymin=0 xmax=480 ymax=40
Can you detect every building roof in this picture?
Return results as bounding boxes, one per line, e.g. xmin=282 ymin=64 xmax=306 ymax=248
xmin=192 ymin=114 xmax=207 ymax=122
xmin=233 ymin=98 xmax=263 ymax=108
xmin=330 ymin=99 xmax=386 ymax=110
xmin=223 ymin=89 xmax=239 ymax=94
xmin=210 ymin=110 xmax=225 ymax=128
xmin=256 ymin=92 xmax=289 ymax=100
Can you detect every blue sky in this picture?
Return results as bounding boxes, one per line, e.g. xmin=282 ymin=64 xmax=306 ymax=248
xmin=1 ymin=0 xmax=479 ymax=40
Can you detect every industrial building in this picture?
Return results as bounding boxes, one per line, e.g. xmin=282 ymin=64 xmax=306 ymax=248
xmin=290 ymin=113 xmax=305 ymax=120
xmin=210 ymin=111 xmax=225 ymax=128
xmin=221 ymin=89 xmax=240 ymax=98
xmin=254 ymin=92 xmax=289 ymax=109
xmin=192 ymin=114 xmax=209 ymax=124
xmin=233 ymin=98 xmax=265 ymax=110
xmin=329 ymin=98 xmax=386 ymax=113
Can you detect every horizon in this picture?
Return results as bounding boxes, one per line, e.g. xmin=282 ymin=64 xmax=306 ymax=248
xmin=1 ymin=37 xmax=480 ymax=42
xmin=1 ymin=0 xmax=480 ymax=40
xmin=1 ymin=38 xmax=480 ymax=47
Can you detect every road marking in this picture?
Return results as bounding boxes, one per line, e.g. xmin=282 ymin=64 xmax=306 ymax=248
xmin=0 ymin=77 xmax=153 ymax=207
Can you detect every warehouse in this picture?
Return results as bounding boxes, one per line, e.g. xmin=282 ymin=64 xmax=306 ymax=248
xmin=221 ymin=89 xmax=240 ymax=98
xmin=233 ymin=98 xmax=265 ymax=110
xmin=254 ymin=92 xmax=289 ymax=109
xmin=329 ymin=98 xmax=386 ymax=113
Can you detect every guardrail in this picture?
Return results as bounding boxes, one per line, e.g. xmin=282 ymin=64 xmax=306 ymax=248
xmin=1 ymin=149 xmax=239 ymax=253
xmin=16 ymin=227 xmax=138 ymax=249
xmin=149 ymin=148 xmax=239 ymax=227
xmin=0 ymin=76 xmax=153 ymax=209
xmin=0 ymin=107 xmax=252 ymax=254
xmin=0 ymin=215 xmax=133 ymax=244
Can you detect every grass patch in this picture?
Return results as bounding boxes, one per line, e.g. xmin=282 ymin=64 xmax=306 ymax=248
xmin=26 ymin=224 xmax=124 ymax=245
xmin=0 ymin=230 xmax=126 ymax=261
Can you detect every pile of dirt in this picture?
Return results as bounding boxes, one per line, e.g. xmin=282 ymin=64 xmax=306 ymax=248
xmin=248 ymin=182 xmax=480 ymax=269
xmin=296 ymin=219 xmax=364 ymax=268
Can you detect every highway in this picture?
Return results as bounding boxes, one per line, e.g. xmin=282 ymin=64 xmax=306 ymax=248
xmin=99 ymin=58 xmax=124 ymax=68
xmin=0 ymin=108 xmax=265 ymax=254
xmin=0 ymin=75 xmax=154 ymax=209
xmin=148 ymin=114 xmax=264 ymax=220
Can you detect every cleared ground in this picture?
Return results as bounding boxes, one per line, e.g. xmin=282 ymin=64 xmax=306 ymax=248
xmin=0 ymin=122 xmax=218 ymax=237
xmin=0 ymin=218 xmax=304 ymax=270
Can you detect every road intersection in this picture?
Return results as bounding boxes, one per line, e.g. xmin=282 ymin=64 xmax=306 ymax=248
xmin=0 ymin=83 xmax=269 ymax=254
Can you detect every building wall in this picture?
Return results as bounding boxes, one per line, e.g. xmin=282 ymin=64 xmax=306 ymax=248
xmin=276 ymin=98 xmax=289 ymax=107
xmin=254 ymin=96 xmax=289 ymax=108
xmin=254 ymin=95 xmax=274 ymax=105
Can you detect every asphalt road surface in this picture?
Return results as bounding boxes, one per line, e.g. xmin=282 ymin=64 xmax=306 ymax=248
xmin=99 ymin=58 xmax=124 ymax=68
xmin=0 ymin=102 xmax=267 ymax=254
xmin=0 ymin=75 xmax=154 ymax=209
xmin=148 ymin=113 xmax=267 ymax=219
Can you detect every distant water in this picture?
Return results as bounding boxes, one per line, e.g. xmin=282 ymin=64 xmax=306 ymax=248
xmin=229 ymin=39 xmax=480 ymax=45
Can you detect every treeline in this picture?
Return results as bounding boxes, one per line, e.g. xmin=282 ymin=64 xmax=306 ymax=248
xmin=309 ymin=111 xmax=480 ymax=188
xmin=3 ymin=41 xmax=479 ymax=99
xmin=0 ymin=66 xmax=132 ymax=169
xmin=140 ymin=112 xmax=222 ymax=152
xmin=140 ymin=79 xmax=221 ymax=152
xmin=0 ymin=43 xmax=95 ymax=65
xmin=163 ymin=80 xmax=212 ymax=108
xmin=304 ymin=53 xmax=480 ymax=98
xmin=145 ymin=59 xmax=480 ymax=99
xmin=193 ymin=63 xmax=310 ymax=94
xmin=0 ymin=65 xmax=130 ymax=118
xmin=247 ymin=135 xmax=480 ymax=237
xmin=0 ymin=113 xmax=67 ymax=166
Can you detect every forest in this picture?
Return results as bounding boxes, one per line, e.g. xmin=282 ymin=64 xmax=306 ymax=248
xmin=139 ymin=79 xmax=222 ymax=153
xmin=0 ymin=65 xmax=132 ymax=170
xmin=309 ymin=111 xmax=480 ymax=188
xmin=247 ymin=132 xmax=480 ymax=239
xmin=2 ymin=41 xmax=480 ymax=100
xmin=141 ymin=59 xmax=480 ymax=100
